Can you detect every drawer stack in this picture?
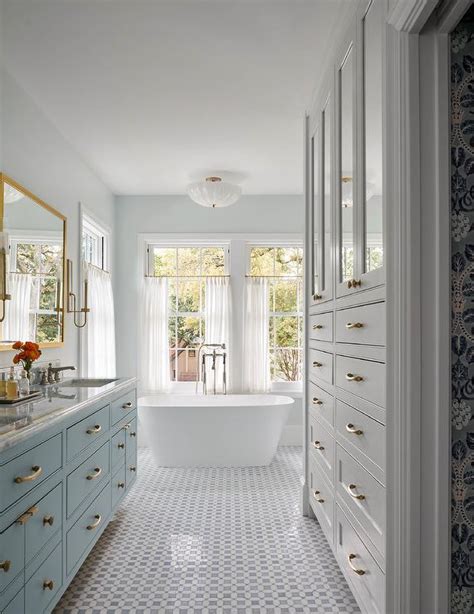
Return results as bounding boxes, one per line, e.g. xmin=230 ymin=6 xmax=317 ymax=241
xmin=307 ymin=299 xmax=386 ymax=614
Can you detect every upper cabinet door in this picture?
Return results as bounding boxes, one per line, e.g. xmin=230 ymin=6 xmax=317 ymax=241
xmin=310 ymin=121 xmax=323 ymax=304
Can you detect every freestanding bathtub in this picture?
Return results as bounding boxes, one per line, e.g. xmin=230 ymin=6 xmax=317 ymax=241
xmin=138 ymin=394 xmax=294 ymax=467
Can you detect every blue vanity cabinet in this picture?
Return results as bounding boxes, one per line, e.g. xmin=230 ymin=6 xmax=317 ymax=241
xmin=0 ymin=380 xmax=137 ymax=614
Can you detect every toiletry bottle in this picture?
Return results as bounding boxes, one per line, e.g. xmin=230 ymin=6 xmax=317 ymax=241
xmin=18 ymin=370 xmax=30 ymax=397
xmin=0 ymin=372 xmax=7 ymax=397
xmin=6 ymin=367 xmax=18 ymax=400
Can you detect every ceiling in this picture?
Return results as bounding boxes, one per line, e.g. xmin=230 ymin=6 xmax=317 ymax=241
xmin=2 ymin=0 xmax=350 ymax=195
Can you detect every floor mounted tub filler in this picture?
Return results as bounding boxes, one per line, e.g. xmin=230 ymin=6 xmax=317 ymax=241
xmin=138 ymin=394 xmax=294 ymax=467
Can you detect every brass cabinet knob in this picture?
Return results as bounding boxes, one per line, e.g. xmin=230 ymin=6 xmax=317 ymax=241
xmin=117 ymin=482 xmax=125 ymax=489
xmin=43 ymin=515 xmax=54 ymax=526
xmin=346 ymin=322 xmax=364 ymax=329
xmin=312 ymin=397 xmax=323 ymax=405
xmin=312 ymin=440 xmax=324 ymax=451
xmin=129 ymin=466 xmax=136 ymax=472
xmin=313 ymin=293 xmax=322 ymax=301
xmin=86 ymin=424 xmax=102 ymax=435
xmin=312 ymin=361 xmax=322 ymax=368
xmin=87 ymin=514 xmax=102 ymax=530
xmin=348 ymin=553 xmax=366 ymax=576
xmin=348 ymin=484 xmax=366 ymax=500
xmin=43 ymin=579 xmax=54 ymax=591
xmin=14 ymin=465 xmax=42 ymax=484
xmin=0 ymin=560 xmax=11 ymax=572
xmin=118 ymin=442 xmax=125 ymax=449
xmin=313 ymin=490 xmax=324 ymax=503
xmin=345 ymin=373 xmax=364 ymax=382
xmin=86 ymin=467 xmax=102 ymax=480
xmin=122 ymin=401 xmax=133 ymax=409
xmin=345 ymin=423 xmax=363 ymax=435
xmin=129 ymin=431 xmax=136 ymax=438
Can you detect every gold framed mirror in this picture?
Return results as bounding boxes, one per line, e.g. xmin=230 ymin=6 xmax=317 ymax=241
xmin=0 ymin=173 xmax=66 ymax=350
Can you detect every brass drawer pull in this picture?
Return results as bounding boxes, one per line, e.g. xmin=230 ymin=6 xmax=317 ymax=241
xmin=313 ymin=293 xmax=322 ymax=301
xmin=345 ymin=373 xmax=364 ymax=382
xmin=16 ymin=505 xmax=39 ymax=525
xmin=129 ymin=465 xmax=136 ymax=472
xmin=345 ymin=423 xmax=363 ymax=435
xmin=87 ymin=514 xmax=102 ymax=530
xmin=312 ymin=361 xmax=323 ymax=368
xmin=0 ymin=560 xmax=11 ymax=572
xmin=43 ymin=515 xmax=54 ymax=526
xmin=312 ymin=397 xmax=323 ymax=405
xmin=123 ymin=423 xmax=130 ymax=430
xmin=348 ymin=553 xmax=366 ymax=576
xmin=345 ymin=322 xmax=364 ymax=329
xmin=14 ymin=465 xmax=42 ymax=484
xmin=348 ymin=484 xmax=366 ymax=500
xmin=43 ymin=579 xmax=54 ymax=591
xmin=86 ymin=424 xmax=102 ymax=435
xmin=118 ymin=481 xmax=125 ymax=489
xmin=347 ymin=279 xmax=362 ymax=289
xmin=118 ymin=442 xmax=125 ymax=449
xmin=122 ymin=401 xmax=133 ymax=409
xmin=312 ymin=324 xmax=323 ymax=330
xmin=313 ymin=490 xmax=324 ymax=503
xmin=129 ymin=431 xmax=137 ymax=438
xmin=86 ymin=467 xmax=102 ymax=480
xmin=312 ymin=440 xmax=324 ymax=451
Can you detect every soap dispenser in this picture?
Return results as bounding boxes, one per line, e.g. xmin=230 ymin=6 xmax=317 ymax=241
xmin=18 ymin=370 xmax=30 ymax=397
xmin=6 ymin=367 xmax=18 ymax=400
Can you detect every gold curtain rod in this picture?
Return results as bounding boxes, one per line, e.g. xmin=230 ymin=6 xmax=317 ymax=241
xmin=144 ymin=274 xmax=300 ymax=279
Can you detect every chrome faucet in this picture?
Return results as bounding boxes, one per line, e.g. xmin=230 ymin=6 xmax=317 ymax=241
xmin=47 ymin=363 xmax=76 ymax=384
xmin=195 ymin=343 xmax=227 ymax=395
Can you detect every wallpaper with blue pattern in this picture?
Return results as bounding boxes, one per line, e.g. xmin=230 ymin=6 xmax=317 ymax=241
xmin=452 ymin=8 xmax=474 ymax=614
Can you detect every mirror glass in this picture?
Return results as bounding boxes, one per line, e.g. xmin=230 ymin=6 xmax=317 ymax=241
xmin=364 ymin=0 xmax=383 ymax=273
xmin=323 ymin=99 xmax=331 ymax=294
xmin=0 ymin=176 xmax=65 ymax=348
xmin=312 ymin=129 xmax=320 ymax=297
xmin=339 ymin=46 xmax=354 ymax=283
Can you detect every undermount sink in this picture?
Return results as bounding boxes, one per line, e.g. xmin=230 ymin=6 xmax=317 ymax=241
xmin=59 ymin=378 xmax=118 ymax=388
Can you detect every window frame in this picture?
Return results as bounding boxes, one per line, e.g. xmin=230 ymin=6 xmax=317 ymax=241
xmin=82 ymin=214 xmax=110 ymax=272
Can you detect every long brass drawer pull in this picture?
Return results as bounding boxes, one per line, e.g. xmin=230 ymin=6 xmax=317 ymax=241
xmin=345 ymin=423 xmax=363 ymax=435
xmin=43 ymin=579 xmax=54 ymax=591
xmin=313 ymin=361 xmax=323 ymax=368
xmin=313 ymin=490 xmax=324 ymax=503
xmin=14 ymin=465 xmax=42 ymax=484
xmin=0 ymin=560 xmax=11 ymax=572
xmin=16 ymin=505 xmax=39 ymax=525
xmin=347 ymin=279 xmax=362 ymax=289
xmin=348 ymin=553 xmax=366 ymax=576
xmin=43 ymin=515 xmax=54 ymax=526
xmin=345 ymin=373 xmax=364 ymax=382
xmin=86 ymin=467 xmax=102 ymax=480
xmin=312 ymin=397 xmax=323 ymax=405
xmin=312 ymin=324 xmax=323 ymax=330
xmin=346 ymin=322 xmax=364 ymax=329
xmin=312 ymin=440 xmax=324 ymax=451
xmin=118 ymin=482 xmax=125 ymax=489
xmin=313 ymin=293 xmax=322 ymax=301
xmin=118 ymin=442 xmax=125 ymax=449
xmin=86 ymin=424 xmax=102 ymax=435
xmin=87 ymin=514 xmax=102 ymax=530
xmin=348 ymin=484 xmax=366 ymax=500
xmin=122 ymin=401 xmax=133 ymax=409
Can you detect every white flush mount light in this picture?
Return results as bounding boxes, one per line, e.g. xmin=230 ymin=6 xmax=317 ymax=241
xmin=187 ymin=176 xmax=242 ymax=208
xmin=4 ymin=184 xmax=24 ymax=204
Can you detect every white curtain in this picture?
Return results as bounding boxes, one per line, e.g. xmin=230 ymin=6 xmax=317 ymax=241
xmin=81 ymin=263 xmax=116 ymax=378
xmin=205 ymin=276 xmax=232 ymax=393
xmin=242 ymin=277 xmax=270 ymax=393
xmin=139 ymin=277 xmax=170 ymax=392
xmin=3 ymin=273 xmax=32 ymax=341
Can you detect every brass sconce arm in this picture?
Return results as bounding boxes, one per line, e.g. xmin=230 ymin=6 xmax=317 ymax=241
xmin=66 ymin=259 xmax=90 ymax=328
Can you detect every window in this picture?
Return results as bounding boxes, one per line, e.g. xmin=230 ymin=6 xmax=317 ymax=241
xmin=149 ymin=245 xmax=228 ymax=382
xmin=10 ymin=237 xmax=62 ymax=342
xmin=249 ymin=246 xmax=303 ymax=382
xmin=82 ymin=216 xmax=109 ymax=270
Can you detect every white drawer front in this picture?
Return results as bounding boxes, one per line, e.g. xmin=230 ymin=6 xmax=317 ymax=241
xmin=308 ymin=381 xmax=334 ymax=429
xmin=335 ymin=400 xmax=385 ymax=479
xmin=336 ymin=445 xmax=385 ymax=557
xmin=309 ymin=311 xmax=333 ymax=343
xmin=336 ymin=506 xmax=385 ymax=614
xmin=309 ymin=348 xmax=333 ymax=386
xmin=308 ymin=412 xmax=335 ymax=483
xmin=335 ymin=355 xmax=385 ymax=408
xmin=308 ymin=454 xmax=334 ymax=544
xmin=335 ymin=302 xmax=386 ymax=346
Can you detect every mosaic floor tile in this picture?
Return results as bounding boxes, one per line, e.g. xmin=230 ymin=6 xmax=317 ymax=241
xmin=54 ymin=447 xmax=359 ymax=614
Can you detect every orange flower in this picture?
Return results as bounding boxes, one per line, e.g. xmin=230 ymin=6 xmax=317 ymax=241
xmin=12 ymin=355 xmax=20 ymax=364
xmin=12 ymin=341 xmax=22 ymax=350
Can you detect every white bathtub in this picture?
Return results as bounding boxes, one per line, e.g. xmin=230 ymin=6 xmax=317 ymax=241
xmin=138 ymin=394 xmax=294 ymax=467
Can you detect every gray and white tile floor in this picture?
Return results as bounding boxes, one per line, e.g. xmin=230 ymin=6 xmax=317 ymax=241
xmin=54 ymin=446 xmax=360 ymax=614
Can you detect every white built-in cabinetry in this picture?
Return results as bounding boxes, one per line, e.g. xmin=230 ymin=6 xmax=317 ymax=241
xmin=304 ymin=1 xmax=386 ymax=613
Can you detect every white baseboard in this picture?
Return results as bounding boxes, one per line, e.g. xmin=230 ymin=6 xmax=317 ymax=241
xmin=279 ymin=424 xmax=303 ymax=446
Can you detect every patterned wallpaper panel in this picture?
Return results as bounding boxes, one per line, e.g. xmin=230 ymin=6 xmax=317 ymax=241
xmin=451 ymin=8 xmax=474 ymax=614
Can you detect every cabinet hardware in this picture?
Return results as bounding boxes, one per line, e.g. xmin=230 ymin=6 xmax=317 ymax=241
xmin=312 ymin=324 xmax=323 ymax=330
xmin=122 ymin=401 xmax=133 ymax=409
xmin=312 ymin=361 xmax=322 ymax=368
xmin=313 ymin=490 xmax=324 ymax=503
xmin=345 ymin=373 xmax=364 ymax=382
xmin=345 ymin=322 xmax=364 ymax=329
xmin=123 ymin=423 xmax=131 ymax=430
xmin=14 ymin=465 xmax=42 ymax=484
xmin=348 ymin=553 xmax=365 ymax=576
xmin=347 ymin=279 xmax=362 ymax=289
xmin=86 ymin=424 xmax=102 ymax=434
xmin=43 ymin=515 xmax=54 ymax=526
xmin=16 ymin=505 xmax=39 ymax=525
xmin=345 ymin=423 xmax=363 ymax=435
xmin=313 ymin=293 xmax=322 ymax=301
xmin=129 ymin=466 xmax=137 ymax=472
xmin=348 ymin=484 xmax=366 ymax=500
xmin=0 ymin=560 xmax=11 ymax=572
xmin=118 ymin=482 xmax=125 ymax=489
xmin=312 ymin=440 xmax=324 ymax=451
xmin=43 ymin=579 xmax=54 ymax=591
xmin=118 ymin=442 xmax=125 ymax=449
xmin=129 ymin=432 xmax=137 ymax=437
xmin=86 ymin=467 xmax=102 ymax=480
xmin=87 ymin=514 xmax=102 ymax=530
xmin=312 ymin=398 xmax=323 ymax=405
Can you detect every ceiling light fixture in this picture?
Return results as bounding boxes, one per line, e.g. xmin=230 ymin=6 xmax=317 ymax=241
xmin=187 ymin=176 xmax=241 ymax=209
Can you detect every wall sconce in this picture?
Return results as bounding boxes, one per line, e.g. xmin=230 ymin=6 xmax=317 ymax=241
xmin=0 ymin=232 xmax=11 ymax=322
xmin=66 ymin=259 xmax=89 ymax=328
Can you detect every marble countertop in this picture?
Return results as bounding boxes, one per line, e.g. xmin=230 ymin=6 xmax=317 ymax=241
xmin=0 ymin=376 xmax=136 ymax=453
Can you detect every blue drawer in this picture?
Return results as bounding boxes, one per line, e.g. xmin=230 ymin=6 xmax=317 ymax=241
xmin=111 ymin=390 xmax=136 ymax=425
xmin=111 ymin=464 xmax=126 ymax=509
xmin=0 ymin=520 xmax=24 ymax=594
xmin=66 ymin=404 xmax=110 ymax=461
xmin=66 ymin=482 xmax=111 ymax=574
xmin=25 ymin=541 xmax=62 ymax=614
xmin=66 ymin=442 xmax=110 ymax=518
xmin=0 ymin=434 xmax=62 ymax=513
xmin=3 ymin=588 xmax=23 ymax=614
xmin=25 ymin=483 xmax=62 ymax=564
xmin=111 ymin=429 xmax=126 ymax=471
